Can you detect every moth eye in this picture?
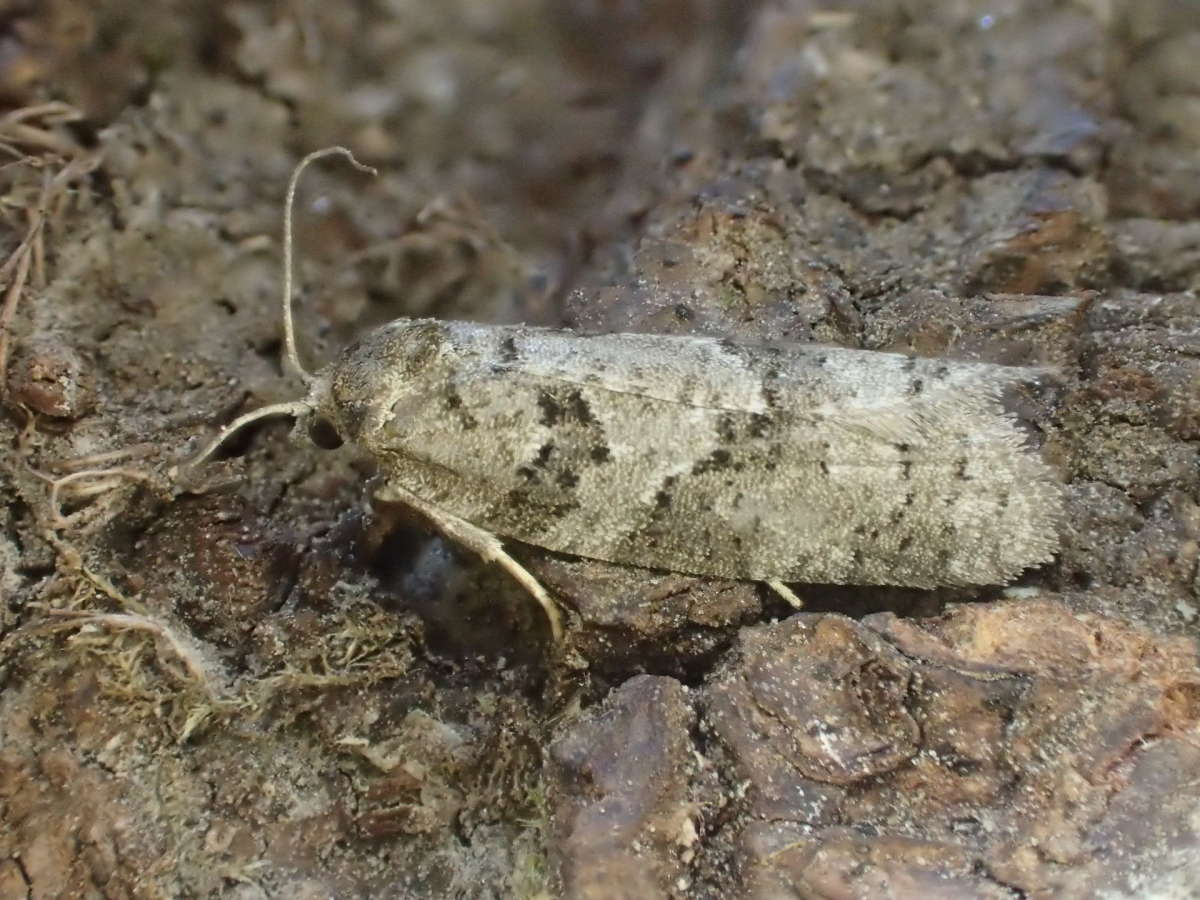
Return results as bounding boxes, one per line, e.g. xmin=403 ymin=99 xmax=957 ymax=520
xmin=308 ymin=417 xmax=344 ymax=450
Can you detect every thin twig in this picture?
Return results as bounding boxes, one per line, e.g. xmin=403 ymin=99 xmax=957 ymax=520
xmin=31 ymin=206 xmax=45 ymax=288
xmin=45 ymin=467 xmax=159 ymax=529
xmin=0 ymin=226 xmax=34 ymax=389
xmin=49 ymin=444 xmax=159 ymax=473
xmin=0 ymin=101 xmax=83 ymax=129
xmin=0 ymin=151 xmax=102 ymax=394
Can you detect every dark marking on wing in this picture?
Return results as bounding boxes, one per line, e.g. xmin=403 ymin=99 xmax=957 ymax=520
xmin=496 ymin=488 xmax=580 ymax=536
xmin=568 ymin=391 xmax=596 ymax=425
xmin=716 ymin=414 xmax=737 ymax=444
xmin=539 ymin=388 xmax=598 ymax=427
xmin=763 ymin=364 xmax=783 ymax=409
xmin=441 ymin=387 xmax=478 ymax=430
xmin=764 ymin=443 xmax=783 ymax=471
xmin=648 ymin=474 xmax=678 ymax=521
xmin=692 ymin=449 xmax=733 ymax=475
xmin=749 ymin=413 xmax=773 ymax=438
xmin=537 ymin=392 xmax=563 ymax=426
xmin=499 ymin=335 xmax=519 ymax=363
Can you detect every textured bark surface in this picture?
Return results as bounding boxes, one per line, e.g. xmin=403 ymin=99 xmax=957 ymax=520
xmin=1 ymin=1 xmax=1198 ymax=898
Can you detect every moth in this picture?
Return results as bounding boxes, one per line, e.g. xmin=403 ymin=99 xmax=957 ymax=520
xmin=192 ymin=148 xmax=1063 ymax=642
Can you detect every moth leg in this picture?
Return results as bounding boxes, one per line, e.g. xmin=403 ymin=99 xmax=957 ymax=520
xmin=766 ymin=578 xmax=804 ymax=610
xmin=375 ymin=483 xmax=565 ymax=642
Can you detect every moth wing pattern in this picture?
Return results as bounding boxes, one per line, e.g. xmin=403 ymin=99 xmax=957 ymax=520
xmin=338 ymin=320 xmax=1061 ymax=591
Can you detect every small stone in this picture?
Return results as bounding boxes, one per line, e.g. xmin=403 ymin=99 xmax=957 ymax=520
xmin=7 ymin=337 xmax=95 ymax=419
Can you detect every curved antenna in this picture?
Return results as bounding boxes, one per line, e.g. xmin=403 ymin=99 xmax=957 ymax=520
xmin=282 ymin=147 xmax=378 ymax=383
xmin=185 ymin=148 xmax=376 ymax=470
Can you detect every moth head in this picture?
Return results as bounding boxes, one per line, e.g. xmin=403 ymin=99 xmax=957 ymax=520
xmin=297 ymin=367 xmax=359 ymax=450
xmin=295 ymin=318 xmax=448 ymax=450
xmin=187 ymin=147 xmax=376 ymax=467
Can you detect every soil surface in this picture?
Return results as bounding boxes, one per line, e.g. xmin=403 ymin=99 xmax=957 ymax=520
xmin=1 ymin=2 xmax=1198 ymax=898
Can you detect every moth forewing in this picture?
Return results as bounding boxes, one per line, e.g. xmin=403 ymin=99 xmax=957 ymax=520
xmin=332 ymin=319 xmax=1062 ymax=596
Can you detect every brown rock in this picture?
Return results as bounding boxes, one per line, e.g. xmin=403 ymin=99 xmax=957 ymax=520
xmin=958 ymin=170 xmax=1110 ymax=295
xmin=1110 ymin=219 xmax=1200 ymax=291
xmin=7 ymin=337 xmax=95 ymax=419
xmin=549 ymin=675 xmax=697 ymax=899
xmin=707 ymin=616 xmax=920 ymax=792
xmin=534 ymin=556 xmax=762 ymax=672
xmin=741 ymin=826 xmax=1015 ymax=900
xmin=701 ymin=602 xmax=1200 ymax=898
xmin=866 ymin=290 xmax=1091 ymax=369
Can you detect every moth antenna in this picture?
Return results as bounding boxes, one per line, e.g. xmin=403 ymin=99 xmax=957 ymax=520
xmin=186 ymin=150 xmax=375 ymax=471
xmin=282 ymin=146 xmax=378 ymax=383
xmin=187 ymin=400 xmax=314 ymax=468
